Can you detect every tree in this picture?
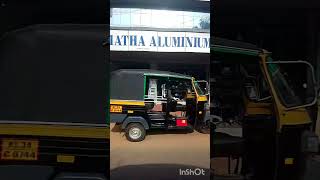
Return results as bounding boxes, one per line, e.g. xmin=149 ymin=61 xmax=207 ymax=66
xmin=199 ymin=16 xmax=210 ymax=30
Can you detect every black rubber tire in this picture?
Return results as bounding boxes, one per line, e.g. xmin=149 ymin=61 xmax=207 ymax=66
xmin=125 ymin=123 xmax=146 ymax=142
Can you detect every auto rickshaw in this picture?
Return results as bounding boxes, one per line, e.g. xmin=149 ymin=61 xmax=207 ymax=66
xmin=0 ymin=24 xmax=109 ymax=179
xmin=110 ymin=69 xmax=208 ymax=142
xmin=210 ymin=37 xmax=319 ymax=180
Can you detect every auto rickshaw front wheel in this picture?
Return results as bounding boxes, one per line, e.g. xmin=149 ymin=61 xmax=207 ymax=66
xmin=125 ymin=123 xmax=146 ymax=142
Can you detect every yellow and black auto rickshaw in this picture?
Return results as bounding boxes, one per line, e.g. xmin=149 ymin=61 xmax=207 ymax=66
xmin=211 ymin=38 xmax=319 ymax=180
xmin=0 ymin=24 xmax=109 ymax=179
xmin=110 ymin=69 xmax=208 ymax=142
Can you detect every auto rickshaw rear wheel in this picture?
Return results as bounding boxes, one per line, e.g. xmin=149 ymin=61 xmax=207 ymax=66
xmin=125 ymin=123 xmax=146 ymax=142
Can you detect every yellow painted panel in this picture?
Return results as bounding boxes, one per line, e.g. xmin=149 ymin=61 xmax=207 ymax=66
xmin=197 ymin=96 xmax=208 ymax=102
xmin=246 ymin=107 xmax=272 ymax=115
xmin=57 ymin=155 xmax=75 ymax=163
xmin=0 ymin=124 xmax=109 ymax=139
xmin=110 ymin=100 xmax=145 ymax=106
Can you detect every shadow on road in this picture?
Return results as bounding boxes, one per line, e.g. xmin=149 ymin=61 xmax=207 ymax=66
xmin=111 ymin=124 xmax=194 ymax=135
xmin=111 ymin=164 xmax=210 ymax=180
xmin=111 ymin=124 xmax=122 ymax=132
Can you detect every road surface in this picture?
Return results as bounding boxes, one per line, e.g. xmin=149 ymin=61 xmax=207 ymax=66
xmin=110 ymin=123 xmax=210 ymax=180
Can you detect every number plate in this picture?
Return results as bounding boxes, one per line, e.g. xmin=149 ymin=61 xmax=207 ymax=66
xmin=1 ymin=139 xmax=39 ymax=161
xmin=110 ymin=105 xmax=122 ymax=113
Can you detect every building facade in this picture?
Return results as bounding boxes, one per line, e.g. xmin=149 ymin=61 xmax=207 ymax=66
xmin=110 ymin=7 xmax=210 ymax=80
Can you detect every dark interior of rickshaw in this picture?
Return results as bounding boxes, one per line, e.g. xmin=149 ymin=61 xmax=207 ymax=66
xmin=211 ymin=52 xmax=277 ymax=179
xmin=144 ymin=75 xmax=196 ymax=128
xmin=211 ymin=52 xmax=272 ymax=125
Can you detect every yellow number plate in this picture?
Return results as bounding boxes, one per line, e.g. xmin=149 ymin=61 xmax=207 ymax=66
xmin=110 ymin=105 xmax=122 ymax=113
xmin=1 ymin=139 xmax=39 ymax=161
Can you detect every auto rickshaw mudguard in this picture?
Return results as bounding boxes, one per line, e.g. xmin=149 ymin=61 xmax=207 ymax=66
xmin=110 ymin=114 xmax=127 ymax=123
xmin=121 ymin=116 xmax=150 ymax=130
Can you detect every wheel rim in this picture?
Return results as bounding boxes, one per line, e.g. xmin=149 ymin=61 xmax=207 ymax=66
xmin=129 ymin=127 xmax=142 ymax=140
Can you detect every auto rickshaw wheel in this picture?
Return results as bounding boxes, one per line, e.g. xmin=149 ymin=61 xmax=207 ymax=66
xmin=125 ymin=123 xmax=146 ymax=142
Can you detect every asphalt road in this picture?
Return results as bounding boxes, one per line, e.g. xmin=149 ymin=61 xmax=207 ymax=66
xmin=110 ymin=123 xmax=210 ymax=180
xmin=110 ymin=123 xmax=320 ymax=180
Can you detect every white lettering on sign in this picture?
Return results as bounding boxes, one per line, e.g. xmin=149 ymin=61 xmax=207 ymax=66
xmin=110 ymin=30 xmax=210 ymax=53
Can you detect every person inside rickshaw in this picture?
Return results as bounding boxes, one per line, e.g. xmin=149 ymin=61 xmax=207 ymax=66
xmin=147 ymin=78 xmax=188 ymax=118
xmin=166 ymin=90 xmax=187 ymax=118
xmin=167 ymin=81 xmax=189 ymax=117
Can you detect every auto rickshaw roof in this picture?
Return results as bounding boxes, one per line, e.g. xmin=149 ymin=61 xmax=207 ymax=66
xmin=112 ymin=69 xmax=193 ymax=80
xmin=212 ymin=37 xmax=266 ymax=56
xmin=0 ymin=24 xmax=107 ymax=124
xmin=110 ymin=69 xmax=193 ymax=101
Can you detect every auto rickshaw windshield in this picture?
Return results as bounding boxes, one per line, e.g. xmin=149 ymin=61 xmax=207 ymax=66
xmin=266 ymin=57 xmax=316 ymax=108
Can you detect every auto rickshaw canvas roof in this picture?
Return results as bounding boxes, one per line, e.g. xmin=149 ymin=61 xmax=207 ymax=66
xmin=113 ymin=69 xmax=193 ymax=80
xmin=0 ymin=24 xmax=107 ymax=124
xmin=212 ymin=37 xmax=270 ymax=56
